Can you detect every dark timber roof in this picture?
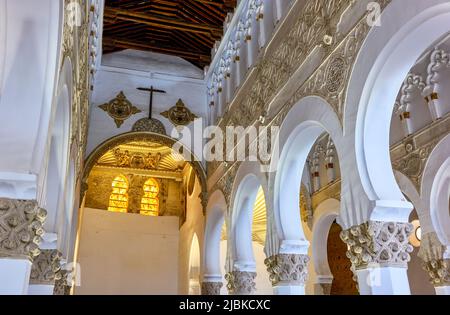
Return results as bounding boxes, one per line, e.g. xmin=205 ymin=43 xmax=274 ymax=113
xmin=103 ymin=0 xmax=237 ymax=68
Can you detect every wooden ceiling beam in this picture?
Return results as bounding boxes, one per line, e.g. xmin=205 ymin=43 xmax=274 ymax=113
xmin=103 ymin=37 xmax=211 ymax=62
xmin=104 ymin=7 xmax=223 ymax=38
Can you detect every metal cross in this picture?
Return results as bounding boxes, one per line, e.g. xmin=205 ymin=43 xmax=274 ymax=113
xmin=137 ymin=86 xmax=166 ymax=119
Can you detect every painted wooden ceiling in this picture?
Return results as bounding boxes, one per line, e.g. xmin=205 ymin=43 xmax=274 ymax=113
xmin=103 ymin=0 xmax=237 ymax=68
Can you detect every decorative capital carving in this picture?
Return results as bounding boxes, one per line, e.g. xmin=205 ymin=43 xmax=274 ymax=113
xmin=0 ymin=199 xmax=47 ymax=261
xmin=340 ymin=221 xmax=413 ymax=269
xmin=201 ymin=282 xmax=223 ymax=295
xmin=418 ymin=232 xmax=446 ymax=263
xmin=418 ymin=232 xmax=450 ymax=287
xmin=422 ymin=259 xmax=450 ymax=287
xmin=264 ymin=254 xmax=309 ymax=286
xmin=30 ymin=250 xmax=62 ymax=285
xmin=53 ymin=270 xmax=71 ymax=295
xmin=225 ymin=271 xmax=256 ymax=295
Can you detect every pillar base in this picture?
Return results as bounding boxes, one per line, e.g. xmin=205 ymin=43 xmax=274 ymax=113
xmin=273 ymin=284 xmax=305 ymax=295
xmin=0 ymin=258 xmax=32 ymax=295
xmin=435 ymin=286 xmax=450 ymax=295
xmin=28 ymin=284 xmax=55 ymax=295
xmin=356 ymin=266 xmax=411 ymax=295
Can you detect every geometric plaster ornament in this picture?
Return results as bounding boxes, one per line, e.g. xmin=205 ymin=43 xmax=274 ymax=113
xmin=99 ymin=91 xmax=142 ymax=128
xmin=161 ymin=99 xmax=198 ymax=127
xmin=132 ymin=118 xmax=167 ymax=135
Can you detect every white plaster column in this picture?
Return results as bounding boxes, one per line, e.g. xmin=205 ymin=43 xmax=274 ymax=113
xmin=259 ymin=0 xmax=274 ymax=48
xmin=340 ymin=221 xmax=414 ymax=295
xmin=274 ymin=0 xmax=290 ymax=23
xmin=0 ymin=198 xmax=47 ymax=295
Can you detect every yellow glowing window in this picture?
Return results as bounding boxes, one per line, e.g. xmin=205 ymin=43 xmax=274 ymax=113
xmin=141 ymin=178 xmax=160 ymax=216
xmin=108 ymin=175 xmax=129 ymax=213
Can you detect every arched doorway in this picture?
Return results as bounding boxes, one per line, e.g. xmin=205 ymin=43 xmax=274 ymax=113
xmin=189 ymin=234 xmax=201 ymax=295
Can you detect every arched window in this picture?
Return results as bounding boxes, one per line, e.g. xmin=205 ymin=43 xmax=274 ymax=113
xmin=141 ymin=178 xmax=160 ymax=216
xmin=108 ymin=175 xmax=129 ymax=213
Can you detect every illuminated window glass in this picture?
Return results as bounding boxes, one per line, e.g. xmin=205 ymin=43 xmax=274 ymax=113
xmin=141 ymin=178 xmax=160 ymax=216
xmin=108 ymin=175 xmax=129 ymax=213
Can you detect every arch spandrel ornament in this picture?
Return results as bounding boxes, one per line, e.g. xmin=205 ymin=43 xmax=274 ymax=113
xmin=82 ymin=132 xmax=208 ymax=214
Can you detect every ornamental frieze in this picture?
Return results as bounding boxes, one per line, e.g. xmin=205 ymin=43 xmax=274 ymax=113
xmin=208 ymin=1 xmax=392 ymax=178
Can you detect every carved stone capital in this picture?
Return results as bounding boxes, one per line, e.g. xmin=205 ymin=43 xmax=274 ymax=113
xmin=53 ymin=270 xmax=71 ymax=295
xmin=340 ymin=221 xmax=413 ymax=269
xmin=201 ymin=282 xmax=223 ymax=295
xmin=422 ymin=259 xmax=450 ymax=287
xmin=0 ymin=198 xmax=47 ymax=261
xmin=264 ymin=254 xmax=309 ymax=286
xmin=225 ymin=271 xmax=256 ymax=295
xmin=418 ymin=232 xmax=446 ymax=262
xmin=418 ymin=232 xmax=450 ymax=287
xmin=30 ymin=250 xmax=62 ymax=285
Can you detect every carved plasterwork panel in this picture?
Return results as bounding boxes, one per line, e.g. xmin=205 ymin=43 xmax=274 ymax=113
xmin=201 ymin=282 xmax=223 ymax=295
xmin=161 ymin=99 xmax=198 ymax=127
xmin=225 ymin=271 xmax=256 ymax=295
xmin=208 ymin=1 xmax=393 ymax=177
xmin=99 ymin=91 xmax=142 ymax=128
xmin=30 ymin=250 xmax=62 ymax=285
xmin=132 ymin=118 xmax=167 ymax=135
xmin=62 ymin=0 xmax=91 ymax=179
xmin=0 ymin=199 xmax=47 ymax=261
xmin=340 ymin=221 xmax=413 ymax=270
xmin=265 ymin=254 xmax=309 ymax=286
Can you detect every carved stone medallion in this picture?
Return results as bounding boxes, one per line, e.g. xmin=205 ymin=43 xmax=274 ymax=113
xmin=326 ymin=56 xmax=346 ymax=94
xmin=99 ymin=91 xmax=142 ymax=128
xmin=161 ymin=99 xmax=198 ymax=126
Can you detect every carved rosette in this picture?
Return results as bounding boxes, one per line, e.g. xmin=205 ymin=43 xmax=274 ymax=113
xmin=264 ymin=254 xmax=309 ymax=286
xmin=30 ymin=250 xmax=62 ymax=285
xmin=340 ymin=221 xmax=413 ymax=269
xmin=225 ymin=271 xmax=256 ymax=295
xmin=201 ymin=282 xmax=223 ymax=295
xmin=53 ymin=270 xmax=71 ymax=295
xmin=0 ymin=199 xmax=47 ymax=261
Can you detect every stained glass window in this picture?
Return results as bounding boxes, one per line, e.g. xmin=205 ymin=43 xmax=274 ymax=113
xmin=141 ymin=178 xmax=160 ymax=216
xmin=108 ymin=175 xmax=129 ymax=213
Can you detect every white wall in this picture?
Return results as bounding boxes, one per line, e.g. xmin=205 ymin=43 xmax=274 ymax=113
xmin=75 ymin=208 xmax=179 ymax=295
xmin=87 ymin=50 xmax=207 ymax=159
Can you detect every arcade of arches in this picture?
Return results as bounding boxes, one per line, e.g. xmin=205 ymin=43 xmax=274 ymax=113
xmin=1 ymin=0 xmax=450 ymax=295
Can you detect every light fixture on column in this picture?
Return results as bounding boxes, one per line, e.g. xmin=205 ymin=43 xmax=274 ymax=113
xmin=409 ymin=219 xmax=421 ymax=247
